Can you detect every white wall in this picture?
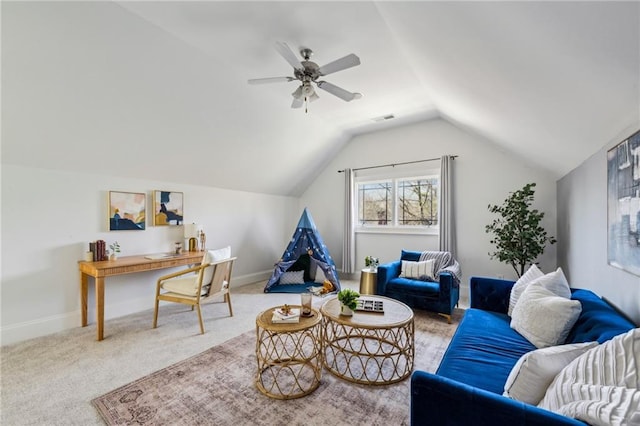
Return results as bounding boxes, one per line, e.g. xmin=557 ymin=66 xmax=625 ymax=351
xmin=1 ymin=164 xmax=298 ymax=345
xmin=300 ymin=118 xmax=559 ymax=297
xmin=557 ymin=122 xmax=640 ymax=324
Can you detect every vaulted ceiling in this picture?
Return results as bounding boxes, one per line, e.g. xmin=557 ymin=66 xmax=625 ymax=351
xmin=3 ymin=1 xmax=639 ymax=196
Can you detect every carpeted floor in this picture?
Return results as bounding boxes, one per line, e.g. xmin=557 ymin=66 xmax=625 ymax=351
xmin=1 ymin=280 xmax=465 ymax=425
xmin=92 ymin=308 xmax=462 ymax=425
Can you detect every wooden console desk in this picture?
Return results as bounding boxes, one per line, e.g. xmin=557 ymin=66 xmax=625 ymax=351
xmin=79 ymin=252 xmax=203 ymax=341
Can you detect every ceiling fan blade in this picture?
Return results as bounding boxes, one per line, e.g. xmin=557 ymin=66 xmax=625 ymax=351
xmin=316 ymin=81 xmax=359 ymax=102
xmin=291 ymin=97 xmax=304 ymax=109
xmin=275 ymin=41 xmax=304 ymax=71
xmin=318 ymin=53 xmax=361 ymax=76
xmin=248 ymin=76 xmax=295 ymax=85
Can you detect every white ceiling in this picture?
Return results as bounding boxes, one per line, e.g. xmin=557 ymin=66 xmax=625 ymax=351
xmin=2 ymin=1 xmax=639 ymax=196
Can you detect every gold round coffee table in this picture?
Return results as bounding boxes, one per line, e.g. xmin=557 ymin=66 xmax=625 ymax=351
xmin=320 ymin=295 xmax=414 ymax=385
xmin=255 ymin=305 xmax=323 ymax=399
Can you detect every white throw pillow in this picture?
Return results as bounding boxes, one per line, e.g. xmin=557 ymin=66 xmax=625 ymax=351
xmin=202 ymin=246 xmax=231 ymax=284
xmin=510 ymin=282 xmax=582 ymax=348
xmin=539 ymin=329 xmax=640 ymax=426
xmin=529 ymin=267 xmax=571 ymax=299
xmin=400 ymin=259 xmax=436 ymax=281
xmin=279 ymin=270 xmax=304 ymax=285
xmin=503 ymin=342 xmax=598 ymax=405
xmin=509 ymin=264 xmax=544 ymax=316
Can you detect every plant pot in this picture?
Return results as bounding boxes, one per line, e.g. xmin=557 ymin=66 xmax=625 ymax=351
xmin=340 ymin=304 xmax=354 ymax=316
xmin=109 ymin=253 xmax=118 ymax=261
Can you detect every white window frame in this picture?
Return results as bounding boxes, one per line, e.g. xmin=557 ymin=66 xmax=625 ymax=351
xmin=354 ymin=167 xmax=440 ymax=236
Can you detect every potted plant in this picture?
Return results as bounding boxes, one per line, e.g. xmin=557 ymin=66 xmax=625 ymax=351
xmin=337 ymin=288 xmax=360 ymax=316
xmin=365 ymin=256 xmax=379 ymax=271
xmin=109 ymin=241 xmax=121 ymax=260
xmin=485 ymin=183 xmax=556 ymax=277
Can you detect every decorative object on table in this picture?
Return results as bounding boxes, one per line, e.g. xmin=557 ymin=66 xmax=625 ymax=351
xmin=300 ymin=292 xmax=313 ymax=317
xmin=152 ymin=190 xmax=183 ymax=226
xmin=365 ymin=255 xmax=379 ymax=271
xmin=184 ymin=223 xmax=202 ymax=252
xmin=174 ymin=242 xmax=183 ymax=254
xmin=485 ymin=183 xmax=556 ymax=277
xmin=607 ymin=129 xmax=640 ymax=277
xmin=265 ymin=208 xmax=341 ymax=293
xmin=199 ymin=229 xmax=206 ymax=251
xmin=109 ymin=241 xmax=121 ymax=260
xmin=90 ymin=240 xmax=108 ymax=261
xmin=108 ymin=191 xmax=146 ymax=231
xmin=355 ymin=298 xmax=384 ymax=313
xmin=271 ymin=304 xmax=300 ymax=323
xmin=337 ymin=288 xmax=360 ymax=316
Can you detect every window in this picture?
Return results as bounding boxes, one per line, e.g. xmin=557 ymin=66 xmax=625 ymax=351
xmin=356 ymin=173 xmax=439 ymax=233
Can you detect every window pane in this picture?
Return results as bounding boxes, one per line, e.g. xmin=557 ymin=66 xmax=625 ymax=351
xmin=358 ymin=182 xmax=391 ymax=225
xmin=398 ymin=178 xmax=438 ymax=226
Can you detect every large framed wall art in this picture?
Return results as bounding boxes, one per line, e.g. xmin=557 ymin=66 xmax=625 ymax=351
xmin=607 ymin=129 xmax=640 ymax=276
xmin=108 ymin=191 xmax=146 ymax=231
xmin=153 ymin=190 xmax=184 ymax=226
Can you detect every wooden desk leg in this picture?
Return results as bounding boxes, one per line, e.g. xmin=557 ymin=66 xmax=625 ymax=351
xmin=96 ymin=277 xmax=105 ymax=341
xmin=80 ymin=272 xmax=89 ymax=327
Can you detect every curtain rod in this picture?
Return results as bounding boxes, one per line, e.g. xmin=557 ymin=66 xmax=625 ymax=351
xmin=337 ymin=155 xmax=458 ymax=173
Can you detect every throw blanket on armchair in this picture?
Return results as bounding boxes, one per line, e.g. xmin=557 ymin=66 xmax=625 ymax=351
xmin=419 ymin=251 xmax=461 ymax=287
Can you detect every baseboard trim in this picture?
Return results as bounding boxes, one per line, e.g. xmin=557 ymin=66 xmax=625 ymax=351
xmin=1 ymin=270 xmax=272 ymax=346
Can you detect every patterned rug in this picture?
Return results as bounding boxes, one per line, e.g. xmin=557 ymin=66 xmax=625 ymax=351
xmin=92 ymin=309 xmax=463 ymax=425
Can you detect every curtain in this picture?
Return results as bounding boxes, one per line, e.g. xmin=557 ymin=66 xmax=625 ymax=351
xmin=342 ymin=168 xmax=355 ymax=274
xmin=439 ymin=156 xmax=456 ymax=258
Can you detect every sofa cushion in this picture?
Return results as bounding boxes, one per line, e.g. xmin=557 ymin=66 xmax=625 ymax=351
xmin=503 ymin=341 xmax=598 ymax=405
xmin=436 ymin=308 xmax=536 ymax=394
xmin=539 ymin=328 xmax=640 ymax=426
xmin=511 ymin=282 xmax=582 ymax=348
xmin=387 ymin=277 xmax=440 ymax=296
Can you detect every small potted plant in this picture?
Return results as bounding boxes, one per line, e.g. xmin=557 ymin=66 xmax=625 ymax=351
xmin=365 ymin=256 xmax=379 ymax=271
xmin=337 ymin=288 xmax=360 ymax=316
xmin=109 ymin=241 xmax=121 ymax=260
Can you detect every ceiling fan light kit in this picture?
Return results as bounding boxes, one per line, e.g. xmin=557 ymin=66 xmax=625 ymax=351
xmin=248 ymin=41 xmax=362 ymax=112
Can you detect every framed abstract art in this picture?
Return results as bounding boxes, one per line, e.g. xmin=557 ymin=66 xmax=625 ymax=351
xmin=108 ymin=191 xmax=146 ymax=231
xmin=607 ymin=129 xmax=640 ymax=276
xmin=153 ymin=190 xmax=184 ymax=226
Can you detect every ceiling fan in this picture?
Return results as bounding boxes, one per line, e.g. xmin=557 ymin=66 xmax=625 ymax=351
xmin=248 ymin=42 xmax=362 ymax=111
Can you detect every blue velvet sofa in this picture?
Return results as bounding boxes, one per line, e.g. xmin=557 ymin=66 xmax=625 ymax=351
xmin=376 ymin=250 xmax=459 ymax=323
xmin=411 ymin=276 xmax=637 ymax=425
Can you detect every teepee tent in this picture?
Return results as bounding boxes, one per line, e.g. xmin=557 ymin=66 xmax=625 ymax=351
xmin=264 ymin=208 xmax=341 ymax=293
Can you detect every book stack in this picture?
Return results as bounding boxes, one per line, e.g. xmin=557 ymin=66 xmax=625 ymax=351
xmin=271 ymin=306 xmax=300 ymax=323
xmin=89 ymin=240 xmax=108 ymax=261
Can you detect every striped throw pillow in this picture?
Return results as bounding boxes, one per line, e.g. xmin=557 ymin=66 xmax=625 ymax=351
xmin=400 ymin=259 xmax=435 ymax=281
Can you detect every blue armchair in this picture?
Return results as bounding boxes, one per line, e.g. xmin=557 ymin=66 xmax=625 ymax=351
xmin=376 ymin=250 xmax=460 ymax=323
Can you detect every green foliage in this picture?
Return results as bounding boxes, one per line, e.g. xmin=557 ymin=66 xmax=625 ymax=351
xmin=337 ymin=289 xmax=360 ymax=310
xmin=364 ymin=256 xmax=379 ymax=268
xmin=485 ymin=183 xmax=556 ymax=277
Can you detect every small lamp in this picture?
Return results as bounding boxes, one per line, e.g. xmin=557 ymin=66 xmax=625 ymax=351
xmin=184 ymin=223 xmax=202 ymax=252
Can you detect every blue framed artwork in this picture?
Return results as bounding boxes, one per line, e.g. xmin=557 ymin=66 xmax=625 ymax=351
xmin=607 ymin=129 xmax=640 ymax=276
xmin=108 ymin=191 xmax=146 ymax=231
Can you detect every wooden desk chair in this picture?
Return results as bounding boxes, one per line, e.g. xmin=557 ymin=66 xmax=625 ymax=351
xmin=153 ymin=253 xmax=236 ymax=334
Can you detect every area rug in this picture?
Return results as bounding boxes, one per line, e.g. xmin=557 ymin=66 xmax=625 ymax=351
xmin=92 ymin=308 xmax=463 ymax=425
